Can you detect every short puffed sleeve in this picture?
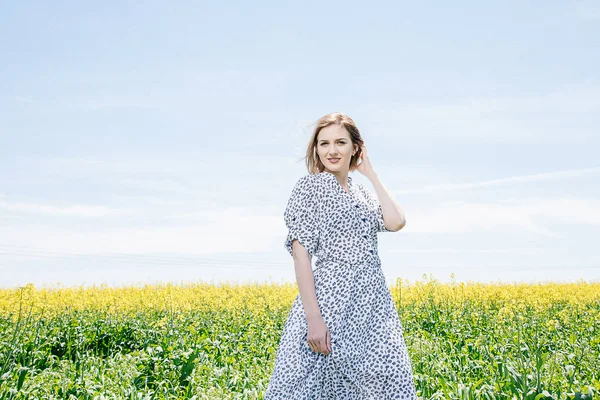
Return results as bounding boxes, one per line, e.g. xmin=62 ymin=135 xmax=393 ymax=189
xmin=360 ymin=184 xmax=392 ymax=233
xmin=283 ymin=175 xmax=319 ymax=257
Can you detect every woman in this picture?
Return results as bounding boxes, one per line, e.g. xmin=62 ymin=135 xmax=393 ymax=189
xmin=265 ymin=112 xmax=418 ymax=399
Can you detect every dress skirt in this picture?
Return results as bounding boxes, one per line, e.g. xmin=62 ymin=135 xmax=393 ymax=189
xmin=265 ymin=253 xmax=418 ymax=399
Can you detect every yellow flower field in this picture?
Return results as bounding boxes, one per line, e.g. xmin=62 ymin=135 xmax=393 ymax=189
xmin=1 ymin=275 xmax=599 ymax=399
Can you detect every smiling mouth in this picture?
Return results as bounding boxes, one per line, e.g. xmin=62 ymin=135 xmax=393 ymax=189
xmin=328 ymin=158 xmax=340 ymax=162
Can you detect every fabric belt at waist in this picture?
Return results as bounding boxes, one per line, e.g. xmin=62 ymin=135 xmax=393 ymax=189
xmin=314 ymin=252 xmax=381 ymax=270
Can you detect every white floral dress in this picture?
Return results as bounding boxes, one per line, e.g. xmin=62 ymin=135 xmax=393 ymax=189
xmin=265 ymin=171 xmax=417 ymax=399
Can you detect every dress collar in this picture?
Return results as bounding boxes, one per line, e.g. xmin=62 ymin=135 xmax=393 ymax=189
xmin=318 ymin=171 xmax=353 ymax=194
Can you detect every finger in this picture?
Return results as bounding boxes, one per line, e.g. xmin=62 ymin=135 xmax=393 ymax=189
xmin=326 ymin=331 xmax=331 ymax=353
xmin=320 ymin=338 xmax=328 ymax=355
xmin=316 ymin=341 xmax=324 ymax=354
xmin=311 ymin=340 xmax=319 ymax=354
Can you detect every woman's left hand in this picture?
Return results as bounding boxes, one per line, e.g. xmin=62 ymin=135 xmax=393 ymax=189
xmin=356 ymin=145 xmax=376 ymax=178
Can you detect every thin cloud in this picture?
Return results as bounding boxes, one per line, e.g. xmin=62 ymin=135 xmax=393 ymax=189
xmin=574 ymin=3 xmax=600 ymax=20
xmin=404 ymin=201 xmax=557 ymax=236
xmin=0 ymin=209 xmax=282 ymax=255
xmin=395 ymin=166 xmax=600 ymax=194
xmin=0 ymin=200 xmax=132 ymax=217
xmin=369 ymin=83 xmax=600 ymax=142
xmin=389 ymin=248 xmax=541 ymax=254
xmin=403 ymin=197 xmax=600 ymax=236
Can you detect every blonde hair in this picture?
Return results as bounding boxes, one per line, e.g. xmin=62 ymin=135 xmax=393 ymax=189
xmin=304 ymin=112 xmax=364 ymax=174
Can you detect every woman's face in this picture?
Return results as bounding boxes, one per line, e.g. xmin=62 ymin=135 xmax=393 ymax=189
xmin=316 ymin=124 xmax=356 ymax=174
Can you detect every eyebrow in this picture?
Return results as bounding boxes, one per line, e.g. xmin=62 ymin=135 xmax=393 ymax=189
xmin=318 ymin=138 xmax=348 ymax=143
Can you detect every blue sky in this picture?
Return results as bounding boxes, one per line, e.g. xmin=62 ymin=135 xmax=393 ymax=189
xmin=1 ymin=1 xmax=599 ymax=288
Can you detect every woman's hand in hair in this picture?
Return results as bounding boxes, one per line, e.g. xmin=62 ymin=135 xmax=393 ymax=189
xmin=356 ymin=144 xmax=376 ymax=178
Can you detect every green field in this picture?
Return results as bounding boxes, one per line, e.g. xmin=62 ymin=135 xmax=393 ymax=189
xmin=1 ymin=276 xmax=599 ymax=399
